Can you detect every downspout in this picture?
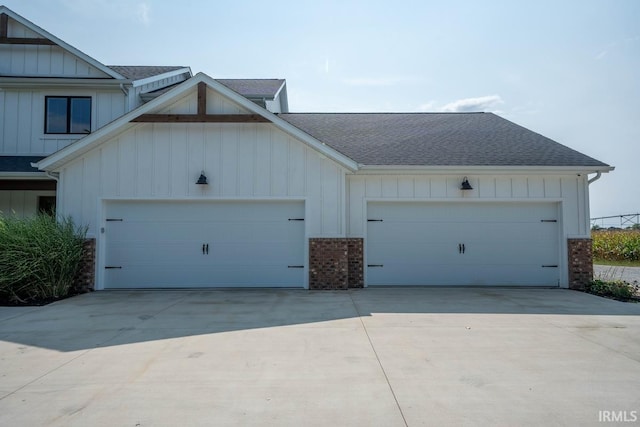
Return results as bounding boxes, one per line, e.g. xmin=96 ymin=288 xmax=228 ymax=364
xmin=587 ymin=171 xmax=602 ymax=185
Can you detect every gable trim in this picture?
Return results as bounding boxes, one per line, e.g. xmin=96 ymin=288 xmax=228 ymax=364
xmin=131 ymin=82 xmax=269 ymax=123
xmin=0 ymin=12 xmax=55 ymax=45
xmin=131 ymin=114 xmax=270 ymax=123
xmin=0 ymin=6 xmax=124 ymax=79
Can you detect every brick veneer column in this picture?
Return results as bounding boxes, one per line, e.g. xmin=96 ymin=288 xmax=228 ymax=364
xmin=347 ymin=238 xmax=364 ymax=288
xmin=74 ymin=238 xmax=96 ymax=293
xmin=568 ymin=238 xmax=593 ymax=290
xmin=309 ymin=238 xmax=349 ymax=290
xmin=308 ymin=238 xmax=365 ymax=290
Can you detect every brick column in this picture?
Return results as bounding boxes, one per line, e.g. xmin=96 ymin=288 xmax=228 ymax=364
xmin=308 ymin=238 xmax=364 ymax=290
xmin=74 ymin=238 xmax=96 ymax=293
xmin=568 ymin=238 xmax=593 ymax=290
xmin=309 ymin=238 xmax=348 ymax=290
xmin=346 ymin=238 xmax=364 ymax=288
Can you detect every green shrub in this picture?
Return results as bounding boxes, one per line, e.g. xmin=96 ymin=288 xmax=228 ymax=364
xmin=586 ymin=279 xmax=636 ymax=301
xmin=592 ymin=230 xmax=640 ymax=262
xmin=0 ymin=214 xmax=87 ymax=304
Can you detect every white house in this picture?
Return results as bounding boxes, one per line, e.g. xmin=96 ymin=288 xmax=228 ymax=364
xmin=3 ymin=7 xmax=613 ymax=291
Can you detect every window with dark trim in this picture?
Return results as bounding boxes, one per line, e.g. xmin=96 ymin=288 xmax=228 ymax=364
xmin=45 ymin=96 xmax=91 ymax=134
xmin=38 ymin=196 xmax=56 ymax=215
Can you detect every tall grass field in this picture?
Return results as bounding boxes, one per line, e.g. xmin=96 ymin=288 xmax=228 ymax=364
xmin=592 ymin=229 xmax=640 ymax=264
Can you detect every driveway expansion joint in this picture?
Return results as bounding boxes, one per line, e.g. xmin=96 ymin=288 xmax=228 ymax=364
xmin=348 ymin=290 xmax=409 ymax=427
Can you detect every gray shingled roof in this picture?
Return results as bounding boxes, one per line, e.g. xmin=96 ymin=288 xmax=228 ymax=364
xmin=278 ymin=112 xmax=608 ymax=167
xmin=107 ymin=66 xmax=188 ymax=80
xmin=216 ymin=79 xmax=285 ymax=99
xmin=0 ymin=156 xmax=46 ymax=172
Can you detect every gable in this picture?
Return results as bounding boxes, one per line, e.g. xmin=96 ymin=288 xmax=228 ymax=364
xmin=0 ymin=8 xmax=120 ymax=78
xmin=157 ymin=86 xmax=253 ymax=115
xmin=36 ymin=74 xmax=358 ymax=172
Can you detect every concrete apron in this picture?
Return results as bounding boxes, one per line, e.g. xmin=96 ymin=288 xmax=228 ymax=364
xmin=1 ymin=288 xmax=639 ymax=426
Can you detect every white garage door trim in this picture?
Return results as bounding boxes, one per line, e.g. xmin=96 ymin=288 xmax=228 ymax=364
xmin=96 ymin=198 xmax=308 ymax=289
xmin=364 ymin=200 xmax=564 ymax=287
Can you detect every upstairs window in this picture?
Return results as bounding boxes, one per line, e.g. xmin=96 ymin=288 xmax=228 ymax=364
xmin=45 ymin=96 xmax=91 ymax=134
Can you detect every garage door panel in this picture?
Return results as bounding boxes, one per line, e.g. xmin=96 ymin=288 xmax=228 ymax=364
xmin=368 ymin=202 xmax=556 ymax=223
xmin=368 ymin=242 xmax=460 ymax=263
xmin=367 ymin=202 xmax=560 ymax=286
xmin=370 ymin=263 xmax=558 ymax=286
xmin=104 ymin=201 xmax=304 ymax=288
xmin=106 ymin=265 xmax=302 ymax=288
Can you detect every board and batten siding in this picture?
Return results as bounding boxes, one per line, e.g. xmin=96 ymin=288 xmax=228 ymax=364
xmin=0 ymin=89 xmax=126 ymax=155
xmin=347 ymin=175 xmax=590 ymax=237
xmin=58 ymin=122 xmax=346 ymax=238
xmin=0 ymin=18 xmax=111 ymax=78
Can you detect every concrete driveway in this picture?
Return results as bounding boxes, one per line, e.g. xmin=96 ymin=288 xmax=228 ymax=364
xmin=1 ymin=288 xmax=639 ymax=427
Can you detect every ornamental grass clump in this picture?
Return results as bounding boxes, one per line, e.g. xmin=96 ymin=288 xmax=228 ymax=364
xmin=0 ymin=214 xmax=87 ymax=304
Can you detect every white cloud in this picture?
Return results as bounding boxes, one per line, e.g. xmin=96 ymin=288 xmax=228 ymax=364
xmin=439 ymin=95 xmax=504 ymax=112
xmin=417 ymin=101 xmax=437 ymax=112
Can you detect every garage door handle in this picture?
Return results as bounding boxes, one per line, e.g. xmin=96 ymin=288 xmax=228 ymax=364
xmin=206 ymin=244 xmax=209 ymax=255
xmin=202 ymin=244 xmax=205 ymax=255
xmin=462 ymin=244 xmax=465 ymax=254
xmin=459 ymin=243 xmax=462 ymax=254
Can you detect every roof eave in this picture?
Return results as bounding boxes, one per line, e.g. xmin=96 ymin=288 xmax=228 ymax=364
xmin=0 ymin=77 xmax=132 ymax=88
xmin=133 ymin=67 xmax=193 ymax=88
xmin=355 ymin=165 xmax=615 ymax=175
xmin=0 ymin=172 xmax=50 ymax=179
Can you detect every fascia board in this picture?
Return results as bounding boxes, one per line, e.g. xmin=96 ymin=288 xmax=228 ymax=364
xmin=0 ymin=77 xmax=131 ymax=88
xmin=0 ymin=6 xmax=123 ymax=80
xmin=132 ymin=67 xmax=193 ymax=88
xmin=355 ymin=165 xmax=615 ymax=175
xmin=0 ymin=172 xmax=49 ymax=179
xmin=271 ymin=81 xmax=286 ymax=99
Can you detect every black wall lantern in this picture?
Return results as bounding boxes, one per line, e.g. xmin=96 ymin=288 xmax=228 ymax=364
xmin=196 ymin=171 xmax=208 ymax=185
xmin=460 ymin=176 xmax=473 ymax=190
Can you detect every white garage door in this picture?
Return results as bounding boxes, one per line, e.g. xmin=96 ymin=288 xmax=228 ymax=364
xmin=103 ymin=201 xmax=305 ymax=288
xmin=367 ymin=202 xmax=560 ymax=286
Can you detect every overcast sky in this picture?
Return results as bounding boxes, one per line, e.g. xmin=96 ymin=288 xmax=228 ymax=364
xmin=5 ymin=0 xmax=639 ymax=222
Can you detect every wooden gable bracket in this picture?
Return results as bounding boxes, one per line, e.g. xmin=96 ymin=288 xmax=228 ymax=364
xmin=131 ymin=82 xmax=270 ymax=123
xmin=0 ymin=14 xmax=57 ymax=45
